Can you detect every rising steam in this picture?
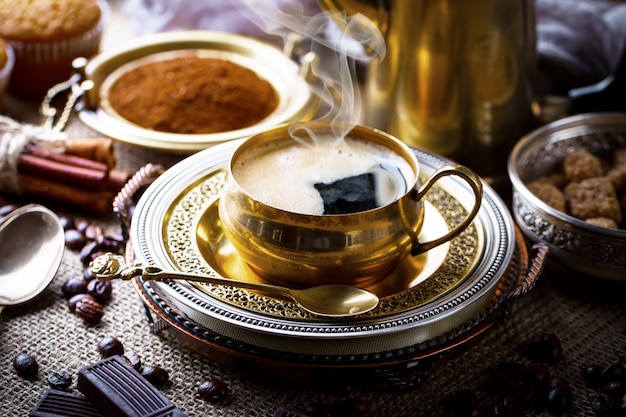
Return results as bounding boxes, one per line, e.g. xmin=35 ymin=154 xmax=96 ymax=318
xmin=232 ymin=0 xmax=386 ymax=143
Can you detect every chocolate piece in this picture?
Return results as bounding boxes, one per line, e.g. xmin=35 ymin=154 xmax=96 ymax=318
xmin=29 ymin=389 xmax=104 ymax=417
xmin=77 ymin=356 xmax=186 ymax=417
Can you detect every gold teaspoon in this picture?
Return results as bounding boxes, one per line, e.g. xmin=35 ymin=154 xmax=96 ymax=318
xmin=90 ymin=253 xmax=380 ymax=318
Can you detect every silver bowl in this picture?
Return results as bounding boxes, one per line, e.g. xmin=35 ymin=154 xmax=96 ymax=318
xmin=508 ymin=112 xmax=626 ymax=280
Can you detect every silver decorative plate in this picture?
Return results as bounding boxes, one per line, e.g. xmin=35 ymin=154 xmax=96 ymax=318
xmin=130 ymin=140 xmax=516 ymax=355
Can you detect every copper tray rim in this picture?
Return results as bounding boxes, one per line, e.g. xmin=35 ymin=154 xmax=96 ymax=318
xmin=130 ymin=225 xmax=536 ymax=374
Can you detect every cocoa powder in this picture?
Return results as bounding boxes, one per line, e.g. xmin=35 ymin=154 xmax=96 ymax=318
xmin=107 ymin=55 xmax=278 ymax=134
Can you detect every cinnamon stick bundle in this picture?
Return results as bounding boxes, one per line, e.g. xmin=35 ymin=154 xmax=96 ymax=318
xmin=2 ymin=137 xmax=129 ymax=215
xmin=18 ymin=174 xmax=114 ymax=215
xmin=18 ymin=145 xmax=129 ymax=192
xmin=64 ymin=138 xmax=116 ymax=169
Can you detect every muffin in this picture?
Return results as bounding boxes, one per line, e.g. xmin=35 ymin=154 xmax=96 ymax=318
xmin=0 ymin=0 xmax=108 ymax=98
xmin=0 ymin=37 xmax=15 ymax=111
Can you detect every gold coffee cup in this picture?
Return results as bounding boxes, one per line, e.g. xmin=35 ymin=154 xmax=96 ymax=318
xmin=218 ymin=122 xmax=483 ymax=287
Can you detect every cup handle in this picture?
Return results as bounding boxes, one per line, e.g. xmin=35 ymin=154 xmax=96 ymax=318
xmin=411 ymin=164 xmax=483 ymax=255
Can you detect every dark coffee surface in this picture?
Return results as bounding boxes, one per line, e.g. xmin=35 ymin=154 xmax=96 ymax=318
xmin=314 ymin=173 xmax=378 ymax=214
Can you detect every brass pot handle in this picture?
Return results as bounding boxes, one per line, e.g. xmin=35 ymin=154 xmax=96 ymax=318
xmin=411 ymin=164 xmax=483 ymax=255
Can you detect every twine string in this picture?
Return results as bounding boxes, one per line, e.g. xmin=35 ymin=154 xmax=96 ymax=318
xmin=0 ymin=115 xmax=66 ymax=195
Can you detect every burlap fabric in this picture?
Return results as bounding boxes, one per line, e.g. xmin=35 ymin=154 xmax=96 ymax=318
xmin=1 ymin=213 xmax=625 ymax=417
xmin=1 ymin=98 xmax=625 ymax=417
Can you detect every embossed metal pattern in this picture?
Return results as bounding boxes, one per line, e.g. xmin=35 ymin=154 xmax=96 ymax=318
xmin=134 ymin=237 xmax=522 ymax=367
xmin=161 ymin=169 xmax=482 ymax=320
xmin=509 ymin=113 xmax=626 ymax=280
xmin=130 ymin=139 xmax=515 ymax=348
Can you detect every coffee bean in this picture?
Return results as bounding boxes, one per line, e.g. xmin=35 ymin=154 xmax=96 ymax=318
xmin=140 ymin=364 xmax=169 ymax=387
xmin=602 ymin=363 xmax=626 ymax=384
xmin=590 ymin=391 xmax=615 ymax=414
xmin=79 ymin=238 xmax=122 ymax=266
xmin=198 ymin=378 xmax=230 ymax=404
xmin=68 ymin=293 xmax=96 ymax=313
xmin=74 ymin=298 xmax=104 ymax=324
xmin=122 ymin=351 xmax=142 ymax=371
xmin=61 ymin=277 xmax=89 ymax=299
xmin=94 ymin=235 xmax=122 ymax=252
xmin=601 ymin=381 xmax=626 ymax=405
xmin=64 ymin=229 xmax=87 ymax=251
xmin=79 ymin=241 xmax=100 ymax=265
xmin=583 ymin=364 xmax=605 ymax=388
xmin=58 ymin=215 xmax=75 ymax=231
xmin=527 ymin=363 xmax=551 ymax=391
xmin=87 ymin=279 xmax=112 ymax=303
xmin=83 ymin=266 xmax=96 ymax=281
xmin=47 ymin=370 xmax=72 ymax=390
xmin=13 ymin=353 xmax=38 ymax=378
xmin=525 ymin=333 xmax=562 ymax=365
xmin=97 ymin=336 xmax=124 ymax=359
xmin=545 ymin=377 xmax=571 ymax=415
xmin=84 ymin=224 xmax=104 ymax=240
xmin=75 ymin=219 xmax=90 ymax=234
xmin=491 ymin=362 xmax=528 ymax=395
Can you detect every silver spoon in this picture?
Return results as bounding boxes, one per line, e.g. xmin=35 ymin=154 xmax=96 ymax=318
xmin=0 ymin=204 xmax=64 ymax=312
xmin=90 ymin=253 xmax=380 ymax=318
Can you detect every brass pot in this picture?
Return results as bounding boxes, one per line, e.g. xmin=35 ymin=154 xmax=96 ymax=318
xmin=218 ymin=122 xmax=483 ymax=287
xmin=318 ymin=0 xmax=537 ymax=174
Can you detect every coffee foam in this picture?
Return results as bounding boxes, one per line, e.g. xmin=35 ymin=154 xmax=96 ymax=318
xmin=232 ymin=136 xmax=415 ymax=215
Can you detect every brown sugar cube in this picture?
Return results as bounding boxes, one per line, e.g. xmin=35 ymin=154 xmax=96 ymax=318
xmin=527 ymin=181 xmax=566 ymax=212
xmin=564 ymin=177 xmax=622 ymax=224
xmin=563 ymin=150 xmax=605 ymax=182
xmin=607 ymin=164 xmax=626 ymax=194
xmin=532 ymin=173 xmax=569 ymax=189
xmin=585 ymin=217 xmax=618 ymax=229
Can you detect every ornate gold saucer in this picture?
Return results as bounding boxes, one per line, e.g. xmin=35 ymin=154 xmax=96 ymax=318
xmin=167 ymin=169 xmax=484 ymax=321
xmin=125 ymin=138 xmax=525 ymax=352
xmin=118 ymin=142 xmax=548 ymax=387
